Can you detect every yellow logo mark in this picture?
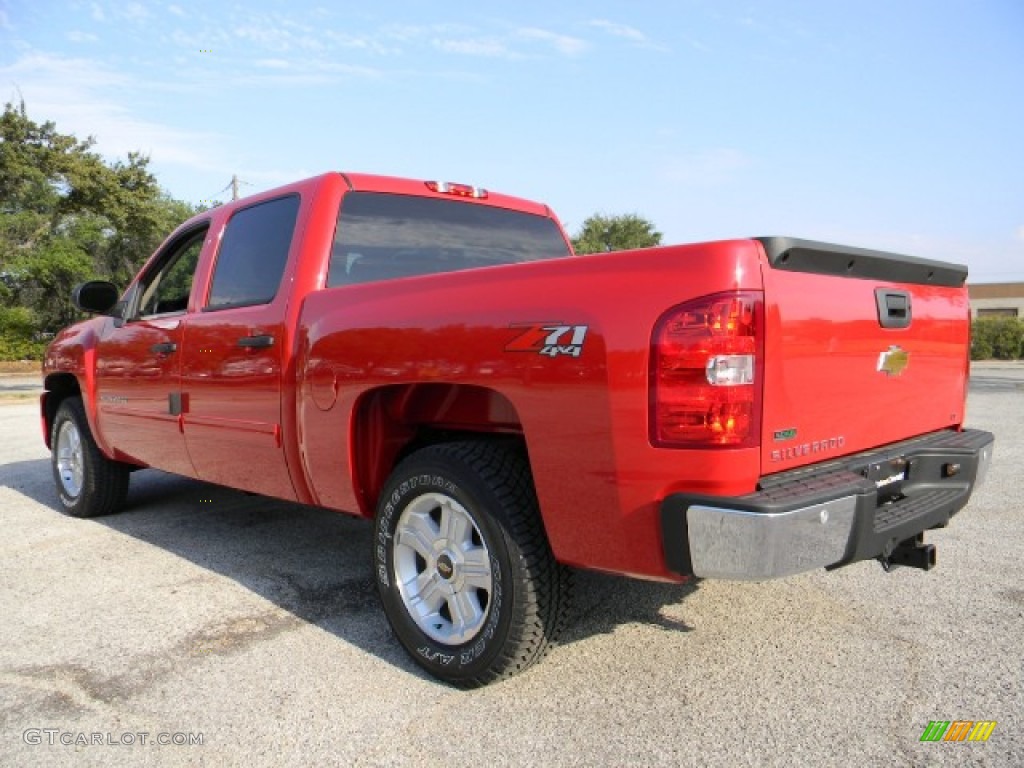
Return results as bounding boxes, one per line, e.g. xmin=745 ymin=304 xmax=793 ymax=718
xmin=877 ymin=345 xmax=909 ymax=376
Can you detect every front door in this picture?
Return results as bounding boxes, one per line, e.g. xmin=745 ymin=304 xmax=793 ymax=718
xmin=94 ymin=226 xmax=207 ymax=476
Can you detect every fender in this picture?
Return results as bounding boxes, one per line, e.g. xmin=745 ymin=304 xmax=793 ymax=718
xmin=43 ymin=317 xmax=115 ymax=458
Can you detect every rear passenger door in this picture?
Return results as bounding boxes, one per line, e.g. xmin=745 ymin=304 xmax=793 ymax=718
xmin=180 ymin=194 xmax=301 ymax=499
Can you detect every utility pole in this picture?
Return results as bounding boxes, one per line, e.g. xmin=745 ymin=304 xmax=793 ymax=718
xmin=214 ymin=174 xmax=248 ymax=203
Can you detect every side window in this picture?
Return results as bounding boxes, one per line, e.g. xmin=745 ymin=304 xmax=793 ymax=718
xmin=136 ymin=228 xmax=206 ymax=319
xmin=206 ymin=195 xmax=300 ymax=310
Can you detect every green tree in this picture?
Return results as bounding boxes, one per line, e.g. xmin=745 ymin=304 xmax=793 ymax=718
xmin=0 ymin=101 xmax=198 ymax=358
xmin=571 ymin=213 xmax=662 ymax=254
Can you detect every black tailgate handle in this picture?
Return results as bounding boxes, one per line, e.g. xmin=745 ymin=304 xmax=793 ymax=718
xmin=875 ymin=289 xmax=912 ymax=329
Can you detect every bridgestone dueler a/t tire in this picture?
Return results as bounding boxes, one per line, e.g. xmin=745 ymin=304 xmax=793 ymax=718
xmin=51 ymin=397 xmax=130 ymax=518
xmin=374 ymin=440 xmax=572 ymax=688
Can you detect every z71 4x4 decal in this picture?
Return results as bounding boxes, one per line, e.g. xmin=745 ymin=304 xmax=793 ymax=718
xmin=505 ymin=323 xmax=589 ymax=358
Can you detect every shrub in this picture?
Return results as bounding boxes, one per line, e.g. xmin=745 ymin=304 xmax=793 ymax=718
xmin=971 ymin=316 xmax=1024 ymax=360
xmin=0 ymin=306 xmax=46 ymax=361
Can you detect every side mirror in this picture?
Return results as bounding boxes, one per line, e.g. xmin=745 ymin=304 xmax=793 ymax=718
xmin=72 ymin=281 xmax=121 ymax=315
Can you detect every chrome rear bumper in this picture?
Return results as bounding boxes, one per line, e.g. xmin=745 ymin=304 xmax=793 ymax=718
xmin=661 ymin=428 xmax=994 ymax=581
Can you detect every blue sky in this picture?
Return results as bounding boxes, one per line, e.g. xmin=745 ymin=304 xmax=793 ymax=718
xmin=2 ymin=0 xmax=1022 ymax=282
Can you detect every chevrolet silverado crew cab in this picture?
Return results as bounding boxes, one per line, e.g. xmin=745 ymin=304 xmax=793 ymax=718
xmin=42 ymin=172 xmax=994 ymax=686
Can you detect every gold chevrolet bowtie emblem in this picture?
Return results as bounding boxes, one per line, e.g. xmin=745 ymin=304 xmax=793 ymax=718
xmin=877 ymin=345 xmax=909 ymax=376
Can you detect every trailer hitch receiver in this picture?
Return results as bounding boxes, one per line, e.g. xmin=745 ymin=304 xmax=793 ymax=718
xmin=878 ymin=533 xmax=936 ymax=572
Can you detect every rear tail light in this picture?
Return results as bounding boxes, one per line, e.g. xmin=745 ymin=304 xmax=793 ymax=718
xmin=425 ymin=180 xmax=488 ymax=199
xmin=650 ymin=291 xmax=764 ymax=448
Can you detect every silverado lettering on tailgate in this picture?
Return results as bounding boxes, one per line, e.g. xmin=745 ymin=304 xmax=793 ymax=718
xmin=770 ymin=435 xmax=846 ymax=463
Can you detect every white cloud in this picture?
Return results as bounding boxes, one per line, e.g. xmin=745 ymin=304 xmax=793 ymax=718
xmin=167 ymin=4 xmax=185 ymax=17
xmin=66 ymin=30 xmax=99 ymax=43
xmin=230 ymin=72 xmax=334 ymax=87
xmin=2 ymin=52 xmax=128 ymax=94
xmin=123 ymin=3 xmax=149 ymax=22
xmin=323 ymin=30 xmax=399 ymax=56
xmin=383 ymin=23 xmax=508 ymax=57
xmin=0 ymin=9 xmax=12 ymax=31
xmin=254 ymin=58 xmax=291 ymax=70
xmin=233 ymin=24 xmax=291 ymax=51
xmin=90 ymin=3 xmax=105 ymax=22
xmin=516 ymin=27 xmax=588 ymax=57
xmin=588 ymin=19 xmax=668 ymax=52
xmin=384 ymin=23 xmax=467 ymax=43
xmin=432 ymin=37 xmax=511 ymax=58
xmin=230 ymin=67 xmax=381 ymax=88
xmin=233 ymin=20 xmax=324 ymax=52
xmin=380 ymin=23 xmax=586 ymax=59
xmin=589 ymin=19 xmax=646 ymax=43
xmin=167 ymin=27 xmax=233 ymax=54
xmin=0 ymin=52 xmax=222 ymax=171
xmin=310 ymin=60 xmax=382 ymax=78
xmin=233 ymin=57 xmax=382 ymax=85
xmin=1016 ymin=226 xmax=1024 ymax=243
xmin=248 ymin=21 xmax=591 ymax=62
xmin=382 ymin=24 xmax=426 ymax=43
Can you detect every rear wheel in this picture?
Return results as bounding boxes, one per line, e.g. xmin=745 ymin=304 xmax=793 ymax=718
xmin=51 ymin=397 xmax=130 ymax=518
xmin=374 ymin=440 xmax=571 ymax=687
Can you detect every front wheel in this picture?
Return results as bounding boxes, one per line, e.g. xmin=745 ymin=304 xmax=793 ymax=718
xmin=51 ymin=397 xmax=130 ymax=518
xmin=374 ymin=440 xmax=571 ymax=687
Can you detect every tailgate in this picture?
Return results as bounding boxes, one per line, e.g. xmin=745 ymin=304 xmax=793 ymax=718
xmin=757 ymin=237 xmax=970 ymax=473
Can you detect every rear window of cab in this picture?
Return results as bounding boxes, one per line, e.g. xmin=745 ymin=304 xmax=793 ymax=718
xmin=327 ymin=192 xmax=571 ymax=287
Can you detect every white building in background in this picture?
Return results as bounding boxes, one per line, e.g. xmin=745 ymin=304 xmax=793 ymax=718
xmin=968 ymin=283 xmax=1024 ymax=319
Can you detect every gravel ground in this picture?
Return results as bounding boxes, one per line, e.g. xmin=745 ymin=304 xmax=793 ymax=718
xmin=0 ymin=376 xmax=1020 ymax=767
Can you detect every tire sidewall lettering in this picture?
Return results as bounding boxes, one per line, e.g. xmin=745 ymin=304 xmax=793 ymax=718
xmin=459 ymin=555 xmax=502 ymax=666
xmin=377 ymin=497 xmax=395 ymax=587
xmin=375 ymin=468 xmax=511 ymax=676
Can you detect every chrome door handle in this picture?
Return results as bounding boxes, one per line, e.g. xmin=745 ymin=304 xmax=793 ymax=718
xmin=237 ymin=334 xmax=274 ymax=349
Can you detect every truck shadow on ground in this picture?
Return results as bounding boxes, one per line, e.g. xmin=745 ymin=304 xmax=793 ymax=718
xmin=3 ymin=459 xmax=699 ymax=683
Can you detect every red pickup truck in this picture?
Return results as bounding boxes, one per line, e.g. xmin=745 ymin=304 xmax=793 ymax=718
xmin=42 ymin=172 xmax=993 ymax=686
